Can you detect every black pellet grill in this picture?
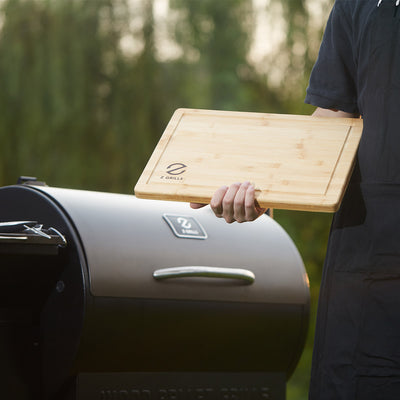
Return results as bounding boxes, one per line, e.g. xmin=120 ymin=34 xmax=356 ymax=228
xmin=0 ymin=181 xmax=310 ymax=400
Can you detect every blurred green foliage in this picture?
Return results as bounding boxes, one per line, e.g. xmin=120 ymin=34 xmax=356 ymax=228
xmin=0 ymin=0 xmax=335 ymax=398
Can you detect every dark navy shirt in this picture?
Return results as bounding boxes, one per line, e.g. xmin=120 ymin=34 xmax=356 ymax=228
xmin=305 ymin=0 xmax=361 ymax=114
xmin=304 ymin=1 xmax=400 ymax=399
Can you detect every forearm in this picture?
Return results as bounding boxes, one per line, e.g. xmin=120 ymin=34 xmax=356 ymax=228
xmin=312 ymin=107 xmax=359 ymax=118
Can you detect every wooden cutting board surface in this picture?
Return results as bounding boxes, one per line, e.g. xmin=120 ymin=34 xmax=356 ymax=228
xmin=134 ymin=108 xmax=363 ymax=212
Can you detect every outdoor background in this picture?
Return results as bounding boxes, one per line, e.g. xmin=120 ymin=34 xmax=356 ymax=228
xmin=0 ymin=0 xmax=335 ymax=398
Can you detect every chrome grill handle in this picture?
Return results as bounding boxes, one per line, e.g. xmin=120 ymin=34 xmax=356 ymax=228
xmin=153 ymin=266 xmax=255 ymax=284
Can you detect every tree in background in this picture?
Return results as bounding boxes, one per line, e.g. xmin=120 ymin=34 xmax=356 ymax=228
xmin=0 ymin=0 xmax=171 ymax=191
xmin=169 ymin=0 xmax=253 ymax=110
xmin=0 ymin=0 xmax=128 ymax=189
xmin=0 ymin=0 xmax=334 ymax=398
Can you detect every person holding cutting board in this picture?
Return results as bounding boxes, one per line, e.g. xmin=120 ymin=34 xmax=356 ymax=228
xmin=192 ymin=0 xmax=400 ymax=398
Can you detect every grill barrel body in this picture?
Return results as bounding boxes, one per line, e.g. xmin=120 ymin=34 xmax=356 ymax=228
xmin=0 ymin=184 xmax=310 ymax=400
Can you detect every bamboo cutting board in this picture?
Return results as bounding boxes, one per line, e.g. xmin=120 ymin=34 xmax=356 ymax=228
xmin=134 ymin=108 xmax=363 ymax=212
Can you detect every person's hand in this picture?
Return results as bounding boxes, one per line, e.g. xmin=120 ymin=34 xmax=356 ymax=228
xmin=190 ymin=182 xmax=266 ymax=223
xmin=189 ymin=202 xmax=207 ymax=209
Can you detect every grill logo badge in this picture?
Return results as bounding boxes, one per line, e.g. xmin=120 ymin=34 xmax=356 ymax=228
xmin=163 ymin=214 xmax=208 ymax=239
xmin=177 ymin=217 xmax=192 ymax=230
xmin=160 ymin=163 xmax=187 ymax=181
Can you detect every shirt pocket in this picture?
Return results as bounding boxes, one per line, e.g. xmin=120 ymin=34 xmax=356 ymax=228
xmin=354 ymin=277 xmax=400 ymax=378
xmin=332 ymin=183 xmax=400 ymax=274
xmin=361 ymin=183 xmax=400 ymax=271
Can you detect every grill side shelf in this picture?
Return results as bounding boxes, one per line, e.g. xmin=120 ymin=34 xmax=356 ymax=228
xmin=0 ymin=228 xmax=67 ymax=256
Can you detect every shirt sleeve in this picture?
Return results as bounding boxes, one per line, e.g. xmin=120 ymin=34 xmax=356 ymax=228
xmin=305 ymin=0 xmax=359 ymax=114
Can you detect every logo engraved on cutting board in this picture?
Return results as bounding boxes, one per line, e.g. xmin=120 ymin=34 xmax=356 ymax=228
xmin=159 ymin=163 xmax=187 ymax=181
xmin=166 ymin=163 xmax=187 ymax=175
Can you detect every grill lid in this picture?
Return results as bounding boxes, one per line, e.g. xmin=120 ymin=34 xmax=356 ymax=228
xmin=31 ymin=186 xmax=309 ymax=305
